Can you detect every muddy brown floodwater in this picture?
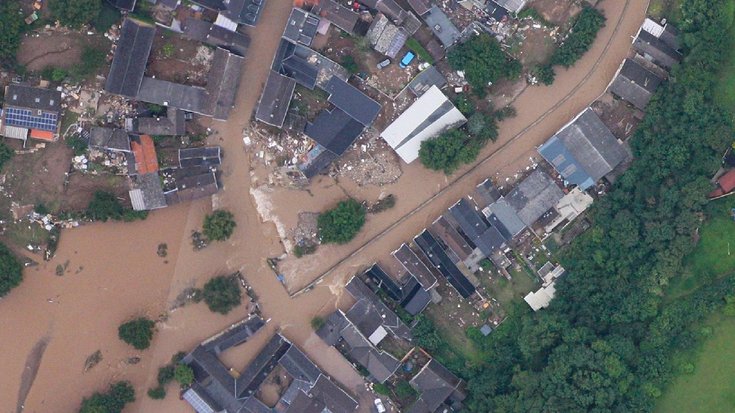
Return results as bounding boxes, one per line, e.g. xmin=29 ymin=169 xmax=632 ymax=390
xmin=0 ymin=1 xmax=648 ymax=412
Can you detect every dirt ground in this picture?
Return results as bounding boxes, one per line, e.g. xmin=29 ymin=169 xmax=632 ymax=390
xmin=146 ymin=32 xmax=212 ymax=86
xmin=528 ymin=0 xmax=583 ymax=27
xmin=17 ymin=30 xmax=111 ymax=72
xmin=0 ymin=1 xmax=648 ymax=412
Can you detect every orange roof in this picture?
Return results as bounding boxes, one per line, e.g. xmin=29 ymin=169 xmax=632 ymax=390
xmin=30 ymin=129 xmax=55 ymax=141
xmin=131 ymin=135 xmax=159 ymax=174
xmin=718 ymin=169 xmax=735 ymax=193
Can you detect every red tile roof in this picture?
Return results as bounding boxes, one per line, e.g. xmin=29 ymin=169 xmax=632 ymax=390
xmin=131 ymin=135 xmax=159 ymax=174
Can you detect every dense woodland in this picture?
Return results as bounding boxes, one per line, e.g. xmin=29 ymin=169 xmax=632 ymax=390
xmin=455 ymin=1 xmax=735 ymax=411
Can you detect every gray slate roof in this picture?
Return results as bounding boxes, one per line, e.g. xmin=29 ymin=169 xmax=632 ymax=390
xmin=633 ymin=29 xmax=682 ymax=69
xmin=423 ymin=7 xmax=460 ymax=48
xmin=494 ymin=0 xmax=528 ymax=13
xmin=283 ymin=8 xmax=320 ymax=46
xmin=408 ymin=66 xmax=447 ymax=97
xmin=340 ymin=323 xmax=400 ymax=383
xmin=324 ymin=76 xmax=381 ymax=126
xmin=105 ymin=19 xmax=155 ymax=97
xmin=5 ymin=84 xmax=61 ymax=113
xmin=409 ymin=359 xmax=464 ymax=412
xmin=133 ymin=107 xmax=186 ymax=136
xmin=129 ymin=172 xmax=167 ymax=211
xmin=608 ymin=58 xmax=663 ymax=110
xmin=304 ymin=108 xmax=364 ymax=155
xmin=539 ymin=108 xmax=627 ymax=189
xmin=506 ymin=170 xmax=564 ymax=227
xmin=181 ymin=19 xmax=250 ymax=56
xmin=345 ymin=276 xmax=413 ymax=342
xmin=89 ymin=127 xmax=131 ymax=151
xmin=255 ymin=70 xmax=296 ymax=128
xmin=311 ymin=0 xmax=360 ymax=34
xmin=179 ymin=146 xmax=222 ymax=168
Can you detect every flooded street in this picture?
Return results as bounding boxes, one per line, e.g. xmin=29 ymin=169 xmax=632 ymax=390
xmin=0 ymin=0 xmax=647 ymax=412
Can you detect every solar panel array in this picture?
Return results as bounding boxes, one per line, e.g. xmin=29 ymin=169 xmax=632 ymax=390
xmin=4 ymin=107 xmax=58 ymax=131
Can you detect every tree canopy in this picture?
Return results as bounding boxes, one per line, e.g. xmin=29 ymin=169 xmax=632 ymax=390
xmin=174 ymin=364 xmax=195 ymax=386
xmin=0 ymin=1 xmax=23 ymax=67
xmin=419 ymin=129 xmax=480 ymax=174
xmin=202 ymin=275 xmax=242 ymax=315
xmin=460 ymin=1 xmax=735 ymax=411
xmin=50 ymin=0 xmax=101 ymax=28
xmin=79 ymin=381 xmax=135 ymax=413
xmin=0 ymin=243 xmax=22 ymax=298
xmin=448 ymin=33 xmax=522 ymax=94
xmin=550 ymin=5 xmax=606 ymax=67
xmin=203 ymin=210 xmax=236 ymax=241
xmin=118 ymin=317 xmax=155 ymax=350
xmin=317 ymin=199 xmax=366 ymax=244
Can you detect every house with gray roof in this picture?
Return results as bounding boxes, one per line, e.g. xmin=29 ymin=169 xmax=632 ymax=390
xmin=2 ymin=84 xmax=63 ymax=143
xmin=129 ymin=173 xmax=167 ymax=211
xmin=183 ymin=317 xmax=359 ymax=413
xmin=608 ymin=58 xmax=664 ymax=111
xmin=505 ymin=170 xmax=564 ymax=227
xmin=407 ymin=66 xmax=447 ymax=97
xmin=493 ymin=0 xmax=528 ymax=13
xmin=89 ymin=127 xmax=131 ymax=152
xmin=181 ymin=18 xmax=250 ymax=56
xmin=633 ymin=27 xmax=682 ymax=70
xmin=131 ymin=107 xmax=186 ymax=136
xmin=538 ymin=108 xmax=628 ymax=190
xmin=189 ymin=0 xmax=266 ymax=26
xmin=406 ymin=359 xmax=466 ymax=413
xmin=423 ymin=7 xmax=460 ymax=48
xmin=345 ymin=275 xmax=413 ymax=344
xmin=367 ymin=14 xmax=409 ymax=58
xmin=311 ymin=0 xmax=360 ymax=34
xmin=105 ymin=19 xmax=155 ymax=98
xmin=448 ymin=198 xmax=507 ymax=258
xmin=283 ymin=8 xmax=320 ymax=46
xmin=255 ymin=71 xmax=297 ymax=128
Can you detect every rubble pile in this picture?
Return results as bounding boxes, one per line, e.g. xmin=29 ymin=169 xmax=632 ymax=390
xmin=336 ymin=138 xmax=402 ymax=186
xmin=292 ymin=212 xmax=319 ymax=247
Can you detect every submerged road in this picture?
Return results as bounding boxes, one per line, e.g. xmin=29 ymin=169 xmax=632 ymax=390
xmin=0 ymin=1 xmax=648 ymax=412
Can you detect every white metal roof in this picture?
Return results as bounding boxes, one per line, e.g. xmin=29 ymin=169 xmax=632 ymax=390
xmin=2 ymin=125 xmax=29 ymax=141
xmin=641 ymin=18 xmax=665 ymax=37
xmin=523 ymin=282 xmax=556 ymax=311
xmin=214 ymin=13 xmax=238 ymax=31
xmin=381 ymin=85 xmax=466 ymax=164
xmin=368 ymin=325 xmax=388 ymax=346
xmin=495 ymin=0 xmax=528 ymax=13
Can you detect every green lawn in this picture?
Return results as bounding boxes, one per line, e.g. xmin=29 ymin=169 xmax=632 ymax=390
xmin=715 ymin=0 xmax=735 ymax=113
xmin=648 ymin=0 xmax=683 ymax=24
xmin=655 ymin=314 xmax=735 ymax=413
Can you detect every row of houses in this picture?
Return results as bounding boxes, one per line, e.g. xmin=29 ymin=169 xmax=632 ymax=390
xmin=181 ymin=315 xmax=360 ymax=413
xmin=317 ymin=275 xmax=467 ymax=413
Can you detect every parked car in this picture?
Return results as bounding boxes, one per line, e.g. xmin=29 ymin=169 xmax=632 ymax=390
xmin=399 ymin=51 xmax=416 ymax=68
xmin=374 ymin=398 xmax=386 ymax=413
xmin=377 ymin=58 xmax=391 ymax=70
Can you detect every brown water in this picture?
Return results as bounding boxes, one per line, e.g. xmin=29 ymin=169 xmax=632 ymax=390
xmin=0 ymin=0 xmax=648 ymax=412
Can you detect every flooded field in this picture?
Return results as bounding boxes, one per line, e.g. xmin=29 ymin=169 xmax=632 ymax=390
xmin=0 ymin=0 xmax=647 ymax=412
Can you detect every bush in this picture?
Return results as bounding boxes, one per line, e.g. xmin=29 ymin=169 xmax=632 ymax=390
xmin=118 ymin=317 xmax=155 ymax=350
xmin=66 ymin=134 xmax=88 ymax=156
xmin=293 ymin=243 xmax=317 ymax=257
xmin=86 ymin=191 xmax=124 ymax=221
xmin=50 ymin=0 xmax=101 ymax=28
xmin=41 ymin=66 xmax=69 ymax=82
xmin=534 ymin=64 xmax=556 ymax=85
xmin=202 ymin=275 xmax=242 ymax=314
xmin=203 ymin=210 xmax=236 ymax=241
xmin=157 ymin=365 xmax=175 ymax=385
xmin=467 ymin=112 xmax=499 ymax=142
xmin=0 ymin=243 xmax=23 ymax=298
xmin=70 ymin=46 xmax=107 ymax=80
xmin=79 ymin=381 xmax=135 ymax=413
xmin=341 ymin=55 xmax=359 ymax=74
xmin=0 ymin=140 xmax=14 ymax=170
xmin=93 ymin=1 xmax=120 ymax=32
xmin=395 ymin=380 xmax=417 ymax=399
xmin=373 ymin=382 xmax=391 ymax=395
xmin=147 ymin=386 xmax=166 ymax=400
xmin=419 ymin=129 xmax=480 ymax=174
xmin=174 ymin=364 xmax=195 ymax=386
xmin=448 ymin=33 xmax=522 ymax=95
xmin=161 ymin=43 xmax=175 ymax=58
xmin=550 ymin=5 xmax=606 ymax=68
xmin=317 ymin=199 xmax=366 ymax=244
xmin=311 ymin=316 xmax=325 ymax=330
xmin=454 ymin=95 xmax=474 ymax=116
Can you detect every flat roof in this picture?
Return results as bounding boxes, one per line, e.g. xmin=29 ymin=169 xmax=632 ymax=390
xmin=105 ymin=19 xmax=155 ymax=97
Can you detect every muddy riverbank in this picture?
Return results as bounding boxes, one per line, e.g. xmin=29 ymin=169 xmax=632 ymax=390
xmin=0 ymin=0 xmax=648 ymax=412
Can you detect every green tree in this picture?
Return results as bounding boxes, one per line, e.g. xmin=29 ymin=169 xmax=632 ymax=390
xmin=448 ymin=33 xmax=522 ymax=95
xmin=467 ymin=113 xmax=499 ymax=142
xmin=157 ymin=365 xmax=175 ymax=385
xmin=534 ymin=64 xmax=556 ymax=85
xmin=147 ymin=386 xmax=166 ymax=400
xmin=79 ymin=381 xmax=135 ymax=413
xmin=0 ymin=140 xmax=14 ymax=170
xmin=202 ymin=275 xmax=242 ymax=314
xmin=174 ymin=364 xmax=195 ymax=386
xmin=71 ymin=46 xmax=107 ymax=80
xmin=86 ymin=191 xmax=123 ymax=221
xmin=50 ymin=0 xmax=101 ymax=28
xmin=550 ymin=6 xmax=606 ymax=67
xmin=203 ymin=210 xmax=236 ymax=241
xmin=317 ymin=199 xmax=366 ymax=244
xmin=0 ymin=1 xmax=24 ymax=67
xmin=0 ymin=243 xmax=23 ymax=298
xmin=418 ymin=129 xmax=479 ymax=174
xmin=66 ymin=134 xmax=88 ymax=156
xmin=118 ymin=317 xmax=155 ymax=350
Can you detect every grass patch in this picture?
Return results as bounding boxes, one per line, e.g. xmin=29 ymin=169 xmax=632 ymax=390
xmin=715 ymin=0 xmax=735 ymax=115
xmin=482 ymin=272 xmax=539 ymax=309
xmin=648 ymin=0 xmax=684 ymax=24
xmin=406 ymin=38 xmax=434 ymax=64
xmin=685 ymin=197 xmax=735 ymax=278
xmin=655 ymin=314 xmax=735 ymax=413
xmin=60 ymin=110 xmax=79 ymax=137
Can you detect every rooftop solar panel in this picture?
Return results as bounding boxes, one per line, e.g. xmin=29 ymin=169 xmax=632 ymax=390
xmin=4 ymin=107 xmax=58 ymax=131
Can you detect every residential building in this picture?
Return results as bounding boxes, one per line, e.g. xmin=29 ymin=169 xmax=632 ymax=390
xmin=633 ymin=18 xmax=682 ymax=70
xmin=1 ymin=84 xmax=62 ymax=143
xmin=366 ymin=14 xmax=409 ymax=58
xmin=407 ymin=66 xmax=447 ymax=97
xmin=189 ymin=0 xmax=266 ymax=27
xmin=364 ymin=264 xmax=431 ymax=316
xmin=130 ymin=107 xmax=186 ymax=136
xmin=345 ymin=275 xmax=413 ymax=343
xmin=524 ymin=264 xmax=565 ymax=311
xmin=381 ymin=85 xmax=466 ymax=163
xmin=504 ymin=169 xmax=564 ymax=227
xmin=178 ymin=146 xmax=222 ymax=169
xmin=311 ymin=0 xmax=361 ymax=34
xmin=608 ymin=58 xmax=664 ymax=111
xmin=422 ymin=7 xmax=460 ymax=48
xmin=405 ymin=359 xmax=466 ymax=413
xmin=414 ymin=230 xmax=476 ymax=299
xmin=282 ymin=8 xmax=320 ymax=47
xmin=392 ymin=243 xmax=438 ymax=291
xmin=255 ymin=71 xmax=297 ymax=128
xmin=538 ymin=108 xmax=628 ymax=190
xmin=89 ymin=127 xmax=131 ymax=152
xmin=105 ymin=19 xmax=156 ymax=98
xmin=492 ymin=0 xmax=528 ymax=14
